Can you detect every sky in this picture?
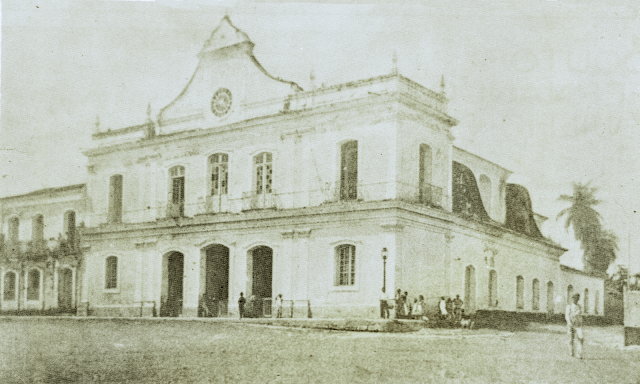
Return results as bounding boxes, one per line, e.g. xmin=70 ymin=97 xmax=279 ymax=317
xmin=1 ymin=0 xmax=639 ymax=273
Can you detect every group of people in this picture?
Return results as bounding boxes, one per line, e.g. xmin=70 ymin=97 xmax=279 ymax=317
xmin=237 ymin=292 xmax=285 ymax=319
xmin=380 ymin=289 xmax=470 ymax=327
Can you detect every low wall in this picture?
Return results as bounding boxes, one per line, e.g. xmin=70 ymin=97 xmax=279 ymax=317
xmin=474 ymin=310 xmax=613 ymax=330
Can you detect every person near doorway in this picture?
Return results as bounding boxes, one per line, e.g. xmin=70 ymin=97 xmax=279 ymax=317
xmin=439 ymin=296 xmax=448 ymax=320
xmin=453 ymin=295 xmax=464 ymax=321
xmin=411 ymin=297 xmax=423 ymax=320
xmin=238 ymin=292 xmax=246 ymax=319
xmin=379 ymin=288 xmax=390 ymax=319
xmin=445 ymin=297 xmax=453 ymax=320
xmin=395 ymin=289 xmax=405 ymax=319
xmin=275 ymin=294 xmax=284 ymax=318
xmin=566 ymin=293 xmax=584 ymax=358
xmin=403 ymin=291 xmax=411 ymax=318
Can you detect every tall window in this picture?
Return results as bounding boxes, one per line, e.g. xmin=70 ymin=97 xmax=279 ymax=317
xmin=547 ymin=281 xmax=555 ymax=314
xmin=340 ymin=141 xmax=358 ymax=200
xmin=335 ymin=244 xmax=356 ymax=286
xmin=516 ymin=276 xmax=524 ymax=309
xmin=583 ymin=288 xmax=589 ymax=314
xmin=108 ymin=174 xmax=123 ymax=223
xmin=254 ymin=153 xmax=273 ymax=194
xmin=419 ymin=144 xmax=433 ymax=203
xmin=169 ymin=166 xmax=186 ymax=216
xmin=488 ymin=270 xmax=498 ymax=307
xmin=27 ymin=269 xmax=40 ymax=301
xmin=64 ymin=211 xmax=76 ymax=246
xmin=479 ymin=174 xmax=492 ymax=215
xmin=105 ymin=256 xmax=118 ymax=289
xmin=32 ymin=214 xmax=44 ymax=243
xmin=3 ymin=272 xmax=16 ymax=301
xmin=567 ymin=285 xmax=573 ymax=306
xmin=209 ymin=154 xmax=229 ymax=195
xmin=532 ymin=279 xmax=540 ymax=310
xmin=8 ymin=217 xmax=19 ymax=243
xmin=595 ymin=290 xmax=599 ymax=315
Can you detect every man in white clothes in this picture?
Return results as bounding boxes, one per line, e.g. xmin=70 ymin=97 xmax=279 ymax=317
xmin=565 ymin=293 xmax=584 ymax=358
xmin=439 ymin=296 xmax=448 ymax=320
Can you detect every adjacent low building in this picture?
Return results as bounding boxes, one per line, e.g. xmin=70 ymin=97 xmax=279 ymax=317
xmin=0 ymin=184 xmax=88 ymax=312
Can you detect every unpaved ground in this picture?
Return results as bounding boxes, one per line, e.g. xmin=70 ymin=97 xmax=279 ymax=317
xmin=0 ymin=318 xmax=638 ymax=383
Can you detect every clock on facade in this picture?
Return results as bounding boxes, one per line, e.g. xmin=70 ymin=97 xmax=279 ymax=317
xmin=211 ymin=88 xmax=232 ymax=117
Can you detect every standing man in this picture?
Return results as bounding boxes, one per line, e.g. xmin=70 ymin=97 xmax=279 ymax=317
xmin=379 ymin=288 xmax=390 ymax=319
xmin=565 ymin=293 xmax=584 ymax=358
xmin=275 ymin=294 xmax=284 ymax=318
xmin=453 ymin=295 xmax=464 ymax=321
xmin=238 ymin=292 xmax=246 ymax=319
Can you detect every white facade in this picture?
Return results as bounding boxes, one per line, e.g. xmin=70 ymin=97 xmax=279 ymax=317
xmin=1 ymin=17 xmax=605 ymax=319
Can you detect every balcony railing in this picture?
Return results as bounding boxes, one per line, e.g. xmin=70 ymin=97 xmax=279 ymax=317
xmin=166 ymin=201 xmax=185 ymax=218
xmin=205 ymin=194 xmax=229 ymax=214
xmin=419 ymin=183 xmax=444 ymax=207
xmin=0 ymin=236 xmax=79 ymax=261
xmin=242 ymin=191 xmax=279 ymax=211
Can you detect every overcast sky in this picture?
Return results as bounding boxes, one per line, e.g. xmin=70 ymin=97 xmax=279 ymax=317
xmin=1 ymin=0 xmax=638 ymax=273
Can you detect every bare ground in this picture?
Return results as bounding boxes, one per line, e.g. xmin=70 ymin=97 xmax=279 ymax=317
xmin=0 ymin=318 xmax=639 ymax=383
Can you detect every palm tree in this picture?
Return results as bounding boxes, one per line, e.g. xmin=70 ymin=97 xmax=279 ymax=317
xmin=586 ymin=229 xmax=619 ymax=274
xmin=557 ymin=182 xmax=602 ymax=245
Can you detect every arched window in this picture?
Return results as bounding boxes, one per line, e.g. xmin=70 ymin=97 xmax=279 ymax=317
xmin=3 ymin=272 xmax=16 ymax=301
xmin=516 ymin=276 xmax=524 ymax=309
xmin=547 ymin=281 xmax=555 ymax=314
xmin=27 ymin=269 xmax=41 ymax=301
xmin=209 ymin=154 xmax=229 ymax=196
xmin=105 ymin=256 xmax=118 ymax=289
xmin=479 ymin=174 xmax=492 ymax=215
xmin=567 ymin=285 xmax=573 ymax=306
xmin=108 ymin=174 xmax=123 ymax=223
xmin=583 ymin=288 xmax=589 ymax=314
xmin=340 ymin=141 xmax=358 ymax=200
xmin=489 ymin=269 xmax=498 ymax=307
xmin=335 ymin=244 xmax=356 ymax=286
xmin=594 ymin=290 xmax=600 ymax=315
xmin=32 ymin=214 xmax=44 ymax=243
xmin=64 ymin=211 xmax=76 ymax=246
xmin=254 ymin=153 xmax=273 ymax=195
xmin=169 ymin=166 xmax=186 ymax=217
xmin=532 ymin=279 xmax=540 ymax=310
xmin=8 ymin=217 xmax=19 ymax=243
xmin=419 ymin=144 xmax=433 ymax=204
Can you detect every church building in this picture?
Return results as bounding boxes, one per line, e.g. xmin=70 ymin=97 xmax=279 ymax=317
xmin=1 ymin=17 xmax=604 ymax=319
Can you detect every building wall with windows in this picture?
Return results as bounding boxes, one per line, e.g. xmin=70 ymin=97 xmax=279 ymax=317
xmin=560 ymin=266 xmax=605 ymax=316
xmin=0 ymin=16 xmax=605 ymax=319
xmin=0 ymin=184 xmax=88 ymax=311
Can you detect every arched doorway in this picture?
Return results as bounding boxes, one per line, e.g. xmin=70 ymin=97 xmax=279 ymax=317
xmin=200 ymin=244 xmax=230 ymax=317
xmin=58 ymin=268 xmax=74 ymax=310
xmin=247 ymin=246 xmax=273 ymax=317
xmin=464 ymin=265 xmax=476 ymax=313
xmin=161 ymin=252 xmax=184 ymax=317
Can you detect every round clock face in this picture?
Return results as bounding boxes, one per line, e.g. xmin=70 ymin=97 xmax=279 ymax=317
xmin=211 ymin=88 xmax=232 ymax=117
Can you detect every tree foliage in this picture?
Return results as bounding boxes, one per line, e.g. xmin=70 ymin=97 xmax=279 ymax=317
xmin=557 ymin=182 xmax=618 ymax=274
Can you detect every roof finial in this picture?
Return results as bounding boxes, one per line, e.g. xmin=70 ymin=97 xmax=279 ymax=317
xmin=310 ymin=70 xmax=317 ymax=91
xmin=147 ymin=102 xmax=153 ymax=122
xmin=392 ymin=50 xmax=398 ymax=75
xmin=440 ymin=74 xmax=446 ymax=94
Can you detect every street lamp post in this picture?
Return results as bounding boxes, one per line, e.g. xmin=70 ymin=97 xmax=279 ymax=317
xmin=381 ymin=247 xmax=388 ymax=293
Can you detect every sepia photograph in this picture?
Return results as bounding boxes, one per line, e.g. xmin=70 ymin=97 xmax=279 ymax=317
xmin=1 ymin=0 xmax=639 ymax=382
